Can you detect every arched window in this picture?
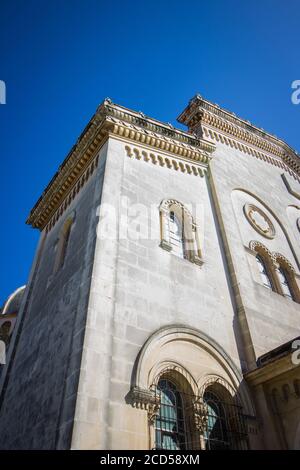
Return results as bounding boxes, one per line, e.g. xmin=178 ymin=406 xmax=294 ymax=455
xmin=251 ymin=243 xmax=300 ymax=301
xmin=203 ymin=390 xmax=230 ymax=450
xmin=273 ymin=254 xmax=300 ymax=303
xmin=256 ymin=254 xmax=273 ymax=290
xmin=155 ymin=379 xmax=186 ymax=450
xmin=277 ymin=266 xmax=294 ymax=300
xmin=159 ymin=199 xmax=203 ymax=265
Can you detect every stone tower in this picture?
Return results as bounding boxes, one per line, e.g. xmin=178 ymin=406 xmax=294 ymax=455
xmin=0 ymin=96 xmax=299 ymax=450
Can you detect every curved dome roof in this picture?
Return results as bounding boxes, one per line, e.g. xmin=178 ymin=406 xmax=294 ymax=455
xmin=1 ymin=286 xmax=26 ymax=316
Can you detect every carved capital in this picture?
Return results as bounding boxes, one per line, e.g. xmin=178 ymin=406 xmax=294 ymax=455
xmin=147 ymin=402 xmax=161 ymax=425
xmin=193 ymin=400 xmax=208 ymax=433
xmin=128 ymin=387 xmax=160 ymax=424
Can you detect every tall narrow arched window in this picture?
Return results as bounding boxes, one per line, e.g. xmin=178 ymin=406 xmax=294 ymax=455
xmin=159 ymin=199 xmax=203 ymax=265
xmin=169 ymin=211 xmax=184 ymax=259
xmin=155 ymin=379 xmax=186 ymax=450
xmin=203 ymin=390 xmax=230 ymax=450
xmin=53 ymin=214 xmax=74 ymax=274
xmin=0 ymin=321 xmax=12 ymax=348
xmin=255 ymin=254 xmax=273 ymax=290
xmin=277 ymin=266 xmax=294 ymax=300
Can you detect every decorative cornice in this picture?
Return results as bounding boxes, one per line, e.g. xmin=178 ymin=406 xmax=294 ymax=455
xmin=27 ymin=99 xmax=215 ymax=230
xmin=192 ymin=399 xmax=209 ymax=433
xmin=45 ymin=155 xmax=99 ymax=233
xmin=125 ymin=145 xmax=208 ymax=176
xmin=178 ymin=94 xmax=300 ymax=177
xmin=26 ymin=116 xmax=109 ymax=230
xmin=102 ymin=99 xmax=215 ymax=154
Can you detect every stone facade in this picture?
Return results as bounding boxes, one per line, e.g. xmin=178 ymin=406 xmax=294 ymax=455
xmin=0 ymin=95 xmax=299 ymax=449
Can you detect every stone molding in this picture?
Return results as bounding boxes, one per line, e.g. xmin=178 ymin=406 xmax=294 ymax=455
xmin=45 ymin=157 xmax=99 ymax=233
xmin=192 ymin=399 xmax=209 ymax=433
xmin=27 ymin=99 xmax=215 ymax=231
xmin=124 ymin=145 xmax=207 ymax=177
xmin=202 ymin=126 xmax=300 ymax=181
xmin=178 ymin=94 xmax=300 ymax=178
xmin=272 ymin=252 xmax=296 ymax=273
xmin=244 ymin=204 xmax=275 ymax=239
xmin=128 ymin=386 xmax=160 ymax=424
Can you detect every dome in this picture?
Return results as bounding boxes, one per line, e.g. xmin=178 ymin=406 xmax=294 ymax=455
xmin=1 ymin=286 xmax=26 ymax=317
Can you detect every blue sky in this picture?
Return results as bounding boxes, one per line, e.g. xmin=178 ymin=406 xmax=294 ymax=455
xmin=0 ymin=0 xmax=299 ymax=302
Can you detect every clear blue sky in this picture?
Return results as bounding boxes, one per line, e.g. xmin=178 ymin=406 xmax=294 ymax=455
xmin=0 ymin=0 xmax=299 ymax=302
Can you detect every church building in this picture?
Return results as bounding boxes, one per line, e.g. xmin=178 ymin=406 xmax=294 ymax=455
xmin=0 ymin=94 xmax=299 ymax=450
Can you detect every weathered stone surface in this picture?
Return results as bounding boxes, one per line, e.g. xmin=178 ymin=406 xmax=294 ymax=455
xmin=0 ymin=97 xmax=299 ymax=450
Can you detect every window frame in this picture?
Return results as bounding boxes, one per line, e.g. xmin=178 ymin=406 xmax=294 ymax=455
xmin=154 ymin=378 xmax=187 ymax=450
xmin=255 ymin=253 xmax=274 ymax=290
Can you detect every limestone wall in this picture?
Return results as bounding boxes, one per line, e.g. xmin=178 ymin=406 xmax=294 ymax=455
xmin=0 ymin=143 xmax=108 ymax=449
xmin=71 ymin=136 xmax=244 ymax=449
xmin=210 ymin=141 xmax=300 ymax=362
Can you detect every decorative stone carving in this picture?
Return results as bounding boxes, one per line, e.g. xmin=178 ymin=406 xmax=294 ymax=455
xmin=27 ymin=101 xmax=215 ymax=231
xmin=147 ymin=402 xmax=161 ymax=425
xmin=128 ymin=387 xmax=160 ymax=424
xmin=193 ymin=399 xmax=208 ymax=433
xmin=124 ymin=145 xmax=207 ymax=177
xmin=178 ymin=94 xmax=300 ymax=177
xmin=249 ymin=240 xmax=273 ymax=260
xmin=244 ymin=204 xmax=275 ymax=239
xmin=297 ymin=218 xmax=300 ymax=233
xmin=249 ymin=241 xmax=296 ymax=275
xmin=272 ymin=252 xmax=296 ymax=273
